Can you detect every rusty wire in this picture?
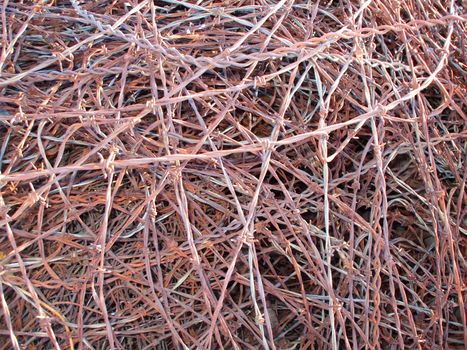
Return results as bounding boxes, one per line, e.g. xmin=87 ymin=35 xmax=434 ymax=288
xmin=0 ymin=0 xmax=466 ymax=349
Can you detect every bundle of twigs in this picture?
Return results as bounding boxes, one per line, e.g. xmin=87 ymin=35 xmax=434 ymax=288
xmin=0 ymin=0 xmax=465 ymax=349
